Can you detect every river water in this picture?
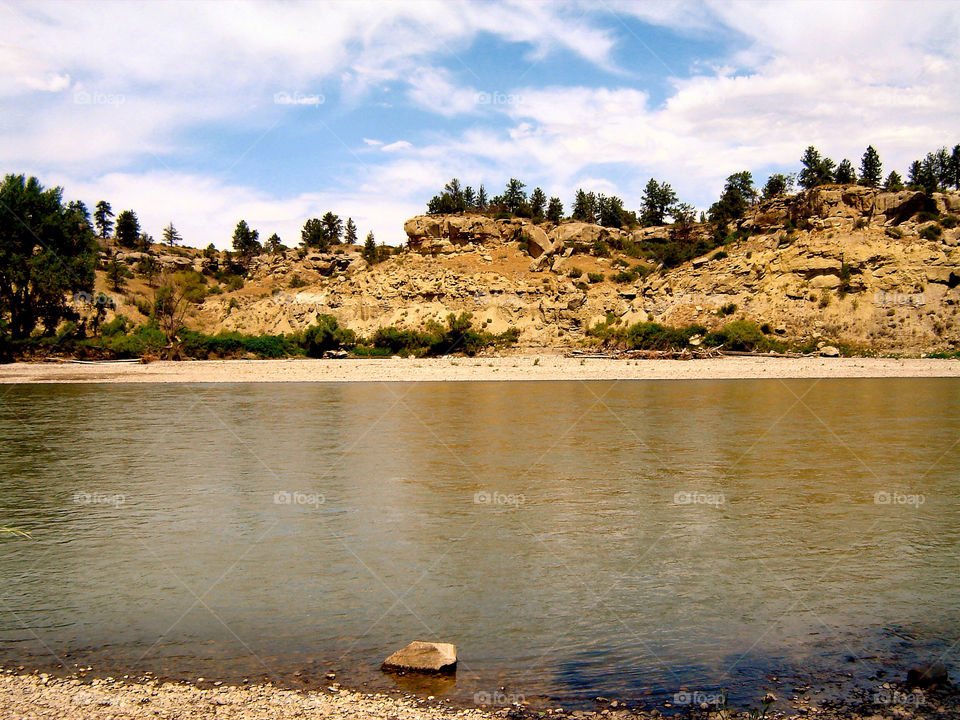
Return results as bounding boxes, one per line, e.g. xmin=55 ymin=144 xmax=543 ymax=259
xmin=0 ymin=380 xmax=957 ymax=708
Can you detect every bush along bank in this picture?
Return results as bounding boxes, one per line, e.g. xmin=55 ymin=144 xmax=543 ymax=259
xmin=585 ymin=316 xmax=867 ymax=356
xmin=7 ymin=312 xmax=519 ymax=362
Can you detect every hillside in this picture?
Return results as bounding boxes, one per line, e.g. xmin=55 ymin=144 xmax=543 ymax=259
xmin=88 ymin=186 xmax=960 ymax=356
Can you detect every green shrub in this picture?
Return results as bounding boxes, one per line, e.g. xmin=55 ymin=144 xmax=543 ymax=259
xmin=289 ymin=273 xmax=307 ymax=288
xmin=592 ymin=239 xmax=611 ymax=257
xmin=711 ymin=250 xmax=728 ymax=261
xmin=587 ymin=272 xmax=604 ymax=283
xmin=302 ymin=314 xmax=356 ymax=357
xmin=567 ymin=267 xmax=583 ymax=279
xmin=941 ymin=215 xmax=958 ymax=229
xmin=717 ymin=302 xmax=738 ymax=316
xmin=915 ymin=211 xmax=940 ymax=223
xmin=919 ymin=224 xmax=942 ymax=240
xmin=704 ymin=320 xmax=766 ymax=351
xmin=611 ymin=269 xmax=638 ymax=283
xmin=853 ymin=218 xmax=868 ymax=230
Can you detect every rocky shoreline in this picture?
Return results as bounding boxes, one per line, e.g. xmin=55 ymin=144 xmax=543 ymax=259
xmin=1 ymin=668 xmax=958 ymax=720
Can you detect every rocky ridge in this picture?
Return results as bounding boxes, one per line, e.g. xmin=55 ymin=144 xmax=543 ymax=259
xmin=99 ymin=187 xmax=960 ymax=355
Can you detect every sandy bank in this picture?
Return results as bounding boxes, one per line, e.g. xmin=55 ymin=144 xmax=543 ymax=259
xmin=1 ymin=355 xmax=959 ymax=384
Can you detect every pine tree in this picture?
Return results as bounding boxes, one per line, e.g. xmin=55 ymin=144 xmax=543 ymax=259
xmin=463 ymin=186 xmax=476 ymax=211
xmin=798 ymin=146 xmax=836 ymax=189
xmin=362 ymin=231 xmax=377 ymax=264
xmin=884 ymin=171 xmax=905 ymax=191
xmin=161 ymin=222 xmax=182 ymax=246
xmin=860 ymin=146 xmax=882 ymax=187
xmin=114 ymin=210 xmax=140 ymax=248
xmin=502 ymin=178 xmax=527 ymax=215
xmin=301 ymin=218 xmax=325 ymax=250
xmin=321 ymin=211 xmax=342 ymax=244
xmin=94 ymin=200 xmax=114 ymax=239
xmin=835 ymin=159 xmax=857 ymax=185
xmin=529 ymin=187 xmax=547 ymax=220
xmin=266 ymin=233 xmax=282 ymax=252
xmin=107 ymin=252 xmax=126 ymax=292
xmin=951 ymin=145 xmax=960 ymax=190
xmin=232 ymin=220 xmax=261 ymax=258
xmin=344 ymin=218 xmax=358 ymax=244
xmin=546 ymin=197 xmax=564 ymax=223
xmin=639 ymin=179 xmax=677 ymax=226
xmin=762 ymin=173 xmax=793 ymax=199
xmin=571 ymin=189 xmax=597 ymax=223
xmin=476 ymin=184 xmax=488 ymax=211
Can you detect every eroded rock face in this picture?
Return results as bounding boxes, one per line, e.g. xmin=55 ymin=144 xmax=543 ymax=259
xmin=382 ymin=641 xmax=457 ymax=673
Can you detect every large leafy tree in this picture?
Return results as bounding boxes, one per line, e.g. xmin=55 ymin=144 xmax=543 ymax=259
xmin=93 ymin=200 xmax=114 ymax=239
xmin=639 ymin=178 xmax=678 ymax=226
xmin=798 ymin=146 xmax=836 ymax=189
xmin=114 ymin=210 xmax=141 ymax=248
xmin=860 ymin=146 xmax=882 ymax=187
xmin=0 ymin=174 xmax=98 ymax=339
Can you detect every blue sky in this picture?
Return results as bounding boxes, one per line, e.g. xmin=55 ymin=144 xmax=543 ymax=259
xmin=2 ymin=0 xmax=959 ymax=247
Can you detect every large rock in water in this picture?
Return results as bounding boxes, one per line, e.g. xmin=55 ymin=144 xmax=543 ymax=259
xmin=382 ymin=641 xmax=457 ymax=673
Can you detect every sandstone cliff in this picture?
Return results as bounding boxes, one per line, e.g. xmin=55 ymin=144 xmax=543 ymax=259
xmin=96 ymin=186 xmax=960 ymax=355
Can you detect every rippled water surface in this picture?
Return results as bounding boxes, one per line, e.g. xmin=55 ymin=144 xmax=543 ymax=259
xmin=1 ymin=380 xmax=958 ymax=707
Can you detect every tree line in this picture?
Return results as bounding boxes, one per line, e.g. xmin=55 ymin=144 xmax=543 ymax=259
xmin=425 ymin=142 xmax=960 ymax=231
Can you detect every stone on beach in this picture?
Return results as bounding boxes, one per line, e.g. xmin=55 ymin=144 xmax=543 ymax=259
xmin=383 ymin=641 xmax=458 ymax=673
xmin=907 ymin=663 xmax=948 ymax=687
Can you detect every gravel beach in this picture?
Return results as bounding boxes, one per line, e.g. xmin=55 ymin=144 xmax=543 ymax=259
xmin=1 ymin=355 xmax=959 ymax=384
xmin=1 ymin=671 xmax=958 ymax=720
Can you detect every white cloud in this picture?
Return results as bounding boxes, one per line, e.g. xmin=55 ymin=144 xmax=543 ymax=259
xmin=381 ymin=141 xmax=414 ymax=152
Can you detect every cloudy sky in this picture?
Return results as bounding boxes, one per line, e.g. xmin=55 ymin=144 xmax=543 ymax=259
xmin=3 ymin=0 xmax=959 ymax=248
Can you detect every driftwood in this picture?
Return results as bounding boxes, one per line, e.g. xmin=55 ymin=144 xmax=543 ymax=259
xmin=46 ymin=357 xmax=143 ymax=364
xmin=567 ymin=346 xmax=724 ymax=360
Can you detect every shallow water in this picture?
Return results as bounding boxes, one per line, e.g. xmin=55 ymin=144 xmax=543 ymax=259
xmin=0 ymin=380 xmax=958 ymax=708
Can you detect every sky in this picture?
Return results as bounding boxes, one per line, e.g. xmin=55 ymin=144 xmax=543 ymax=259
xmin=2 ymin=0 xmax=959 ymax=248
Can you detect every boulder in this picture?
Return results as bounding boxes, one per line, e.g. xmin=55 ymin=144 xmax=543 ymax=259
xmin=520 ymin=224 xmax=553 ymax=258
xmin=382 ymin=641 xmax=457 ymax=673
xmin=819 ymin=345 xmax=840 ymax=357
xmin=907 ymin=663 xmax=948 ymax=688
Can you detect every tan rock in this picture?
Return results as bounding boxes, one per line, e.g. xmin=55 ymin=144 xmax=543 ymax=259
xmin=382 ymin=641 xmax=457 ymax=673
